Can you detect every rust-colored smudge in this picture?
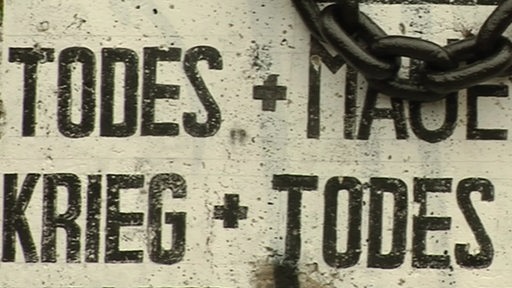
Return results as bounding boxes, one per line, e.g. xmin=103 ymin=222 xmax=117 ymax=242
xmin=251 ymin=259 xmax=330 ymax=288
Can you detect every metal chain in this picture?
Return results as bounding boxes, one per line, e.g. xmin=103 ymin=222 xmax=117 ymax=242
xmin=292 ymin=0 xmax=512 ymax=102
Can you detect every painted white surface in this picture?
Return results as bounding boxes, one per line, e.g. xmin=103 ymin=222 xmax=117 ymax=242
xmin=1 ymin=0 xmax=511 ymax=287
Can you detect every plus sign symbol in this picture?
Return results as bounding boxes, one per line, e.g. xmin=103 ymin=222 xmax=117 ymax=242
xmin=253 ymin=74 xmax=287 ymax=112
xmin=214 ymin=194 xmax=248 ymax=229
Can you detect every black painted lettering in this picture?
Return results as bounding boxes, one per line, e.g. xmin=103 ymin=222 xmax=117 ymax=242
xmin=85 ymin=175 xmax=101 ymax=263
xmin=455 ymin=178 xmax=494 ymax=268
xmin=367 ymin=177 xmax=408 ymax=269
xmin=412 ymin=178 xmax=452 ymax=269
xmin=9 ymin=48 xmax=55 ymax=136
xmin=344 ymin=66 xmax=358 ymax=140
xmin=323 ymin=176 xmax=362 ymax=268
xmin=272 ymin=174 xmax=318 ymax=287
xmin=105 ymin=174 xmax=144 ymax=263
xmin=58 ymin=47 xmax=96 ymax=138
xmin=308 ymin=36 xmax=346 ymax=139
xmin=141 ymin=47 xmax=181 ymax=136
xmin=183 ymin=46 xmax=223 ymax=137
xmin=42 ymin=174 xmax=81 ymax=263
xmin=101 ymin=48 xmax=139 ymax=137
xmin=467 ymin=85 xmax=508 ymax=140
xmin=2 ymin=174 xmax=40 ymax=262
xmin=409 ymin=93 xmax=458 ymax=143
xmin=357 ymin=88 xmax=408 ymax=140
xmin=148 ymin=173 xmax=187 ymax=265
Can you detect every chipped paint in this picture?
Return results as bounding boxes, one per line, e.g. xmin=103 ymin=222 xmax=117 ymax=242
xmin=0 ymin=0 xmax=510 ymax=287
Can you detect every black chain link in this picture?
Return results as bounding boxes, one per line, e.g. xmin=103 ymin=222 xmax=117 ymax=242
xmin=292 ymin=0 xmax=512 ymax=101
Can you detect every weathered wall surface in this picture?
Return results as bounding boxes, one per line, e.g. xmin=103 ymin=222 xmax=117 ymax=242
xmin=1 ymin=0 xmax=511 ymax=287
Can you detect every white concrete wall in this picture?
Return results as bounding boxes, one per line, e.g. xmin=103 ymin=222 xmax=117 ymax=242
xmin=1 ymin=0 xmax=510 ymax=287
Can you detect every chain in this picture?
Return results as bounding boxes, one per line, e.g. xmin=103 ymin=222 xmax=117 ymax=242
xmin=292 ymin=0 xmax=512 ymax=101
